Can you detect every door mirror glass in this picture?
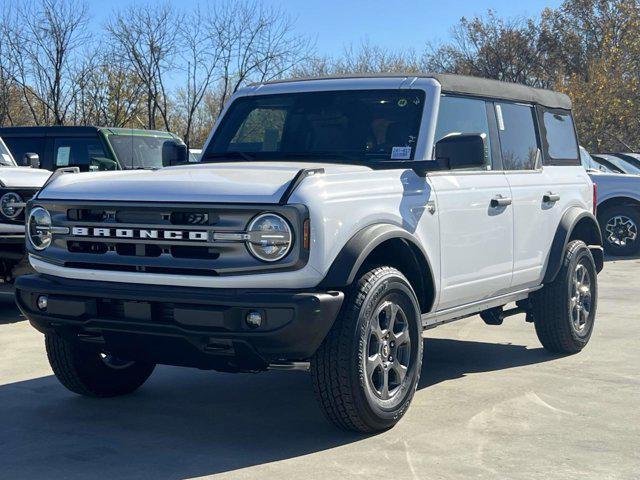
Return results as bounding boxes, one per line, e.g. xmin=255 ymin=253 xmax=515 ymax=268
xmin=24 ymin=152 xmax=40 ymax=169
xmin=162 ymin=140 xmax=188 ymax=166
xmin=435 ymin=134 xmax=487 ymax=170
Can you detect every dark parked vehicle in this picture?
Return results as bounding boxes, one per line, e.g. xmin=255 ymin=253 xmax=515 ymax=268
xmin=0 ymin=126 xmax=187 ymax=172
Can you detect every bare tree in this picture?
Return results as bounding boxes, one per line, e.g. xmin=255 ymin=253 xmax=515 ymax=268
xmin=176 ymin=7 xmax=223 ymax=148
xmin=106 ymin=3 xmax=181 ymax=130
xmin=2 ymin=0 xmax=89 ymax=125
xmin=74 ymin=48 xmax=145 ymax=127
xmin=212 ymin=0 xmax=312 ymax=115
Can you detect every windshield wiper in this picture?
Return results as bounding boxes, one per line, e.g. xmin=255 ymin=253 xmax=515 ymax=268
xmin=281 ymin=152 xmax=363 ymax=162
xmin=201 ymin=151 xmax=256 ymax=162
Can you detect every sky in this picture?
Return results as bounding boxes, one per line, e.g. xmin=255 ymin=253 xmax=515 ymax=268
xmin=87 ymin=0 xmax=563 ymax=57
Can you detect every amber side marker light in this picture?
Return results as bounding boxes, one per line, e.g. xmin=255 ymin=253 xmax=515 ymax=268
xmin=303 ymin=219 xmax=310 ymax=250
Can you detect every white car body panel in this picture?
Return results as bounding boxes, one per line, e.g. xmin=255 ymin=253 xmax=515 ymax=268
xmin=506 ymin=166 xmax=593 ymax=288
xmin=0 ymin=167 xmax=51 ymax=189
xmin=588 ymin=171 xmax=640 ymax=204
xmin=428 ymin=171 xmax=513 ymax=310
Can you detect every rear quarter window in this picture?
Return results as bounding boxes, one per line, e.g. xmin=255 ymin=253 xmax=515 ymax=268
xmin=539 ymin=109 xmax=579 ymax=164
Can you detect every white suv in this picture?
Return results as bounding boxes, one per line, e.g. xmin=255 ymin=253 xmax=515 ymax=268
xmin=16 ymin=74 xmax=603 ymax=432
xmin=0 ymin=136 xmax=51 ymax=282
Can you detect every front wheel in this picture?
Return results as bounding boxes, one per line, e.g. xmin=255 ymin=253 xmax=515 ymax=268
xmin=531 ymin=240 xmax=598 ymax=354
xmin=45 ymin=332 xmax=155 ymax=397
xmin=311 ymin=266 xmax=423 ymax=433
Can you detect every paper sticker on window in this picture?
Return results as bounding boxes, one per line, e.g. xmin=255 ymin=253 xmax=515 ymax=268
xmin=496 ymin=104 xmax=505 ymax=131
xmin=56 ymin=146 xmax=70 ymax=166
xmin=391 ymin=146 xmax=412 ymax=160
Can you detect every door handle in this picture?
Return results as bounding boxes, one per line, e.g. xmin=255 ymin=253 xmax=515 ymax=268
xmin=490 ymin=195 xmax=512 ymax=208
xmin=543 ymin=192 xmax=561 ymax=203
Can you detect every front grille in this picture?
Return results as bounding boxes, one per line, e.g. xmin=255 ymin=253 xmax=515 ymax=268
xmin=35 ymin=201 xmax=307 ymax=276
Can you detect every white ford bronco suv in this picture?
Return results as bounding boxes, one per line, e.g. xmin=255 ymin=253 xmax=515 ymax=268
xmin=0 ymin=136 xmax=51 ymax=283
xmin=16 ymin=74 xmax=603 ymax=432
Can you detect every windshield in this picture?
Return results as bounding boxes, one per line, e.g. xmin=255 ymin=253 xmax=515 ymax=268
xmin=0 ymin=138 xmax=16 ymax=166
xmin=204 ymin=89 xmax=425 ymax=164
xmin=109 ymin=135 xmax=177 ymax=169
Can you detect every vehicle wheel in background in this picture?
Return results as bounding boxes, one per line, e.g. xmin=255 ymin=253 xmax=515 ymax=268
xmin=598 ymin=205 xmax=640 ymax=256
xmin=531 ymin=240 xmax=597 ymax=354
xmin=45 ymin=332 xmax=155 ymax=397
xmin=311 ymin=266 xmax=423 ymax=433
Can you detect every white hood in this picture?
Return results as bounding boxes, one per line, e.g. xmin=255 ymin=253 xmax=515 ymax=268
xmin=0 ymin=167 xmax=51 ymax=188
xmin=37 ymin=162 xmax=370 ymax=203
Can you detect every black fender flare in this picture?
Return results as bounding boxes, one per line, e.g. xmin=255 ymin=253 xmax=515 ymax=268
xmin=319 ymin=223 xmax=435 ymax=290
xmin=543 ymin=208 xmax=603 ymax=283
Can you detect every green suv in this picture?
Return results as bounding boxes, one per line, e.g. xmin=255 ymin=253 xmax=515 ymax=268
xmin=0 ymin=126 xmax=187 ymax=172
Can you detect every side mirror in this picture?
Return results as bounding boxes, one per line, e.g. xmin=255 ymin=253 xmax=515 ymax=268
xmin=24 ymin=152 xmax=40 ymax=169
xmin=435 ymin=134 xmax=487 ymax=170
xmin=90 ymin=157 xmax=120 ymax=171
xmin=162 ymin=140 xmax=188 ymax=167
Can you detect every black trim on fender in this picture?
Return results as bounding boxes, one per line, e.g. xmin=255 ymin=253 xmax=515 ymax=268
xmin=279 ymin=168 xmax=325 ymax=205
xmin=543 ymin=208 xmax=603 ymax=283
xmin=319 ymin=223 xmax=435 ymax=294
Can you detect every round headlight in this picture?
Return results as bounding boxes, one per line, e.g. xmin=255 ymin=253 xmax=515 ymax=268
xmin=246 ymin=213 xmax=293 ymax=262
xmin=1 ymin=192 xmax=24 ymax=219
xmin=28 ymin=207 xmax=53 ymax=250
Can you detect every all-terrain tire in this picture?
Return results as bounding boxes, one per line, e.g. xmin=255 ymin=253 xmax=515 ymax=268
xmin=311 ymin=266 xmax=423 ymax=433
xmin=598 ymin=205 xmax=640 ymax=257
xmin=531 ymin=240 xmax=597 ymax=354
xmin=45 ymin=332 xmax=155 ymax=397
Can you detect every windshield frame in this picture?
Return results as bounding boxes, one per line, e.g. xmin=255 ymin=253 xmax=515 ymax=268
xmin=0 ymin=137 xmax=17 ymax=167
xmin=202 ymin=81 xmax=441 ymax=170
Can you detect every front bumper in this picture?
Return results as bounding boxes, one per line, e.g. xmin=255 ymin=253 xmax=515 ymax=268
xmin=15 ymin=274 xmax=344 ymax=371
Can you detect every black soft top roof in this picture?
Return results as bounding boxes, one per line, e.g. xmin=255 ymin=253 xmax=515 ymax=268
xmin=260 ymin=73 xmax=572 ymax=110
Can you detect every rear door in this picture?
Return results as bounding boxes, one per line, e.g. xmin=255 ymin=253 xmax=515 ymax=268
xmin=429 ymin=95 xmax=514 ymax=310
xmin=496 ymin=102 xmax=571 ymax=289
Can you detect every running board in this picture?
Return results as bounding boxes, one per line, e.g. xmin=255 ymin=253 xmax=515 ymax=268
xmin=422 ymin=287 xmax=540 ymax=329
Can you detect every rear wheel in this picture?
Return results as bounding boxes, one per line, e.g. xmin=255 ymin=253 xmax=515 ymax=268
xmin=598 ymin=205 xmax=640 ymax=256
xmin=311 ymin=266 xmax=423 ymax=433
xmin=45 ymin=332 xmax=155 ymax=397
xmin=531 ymin=240 xmax=597 ymax=354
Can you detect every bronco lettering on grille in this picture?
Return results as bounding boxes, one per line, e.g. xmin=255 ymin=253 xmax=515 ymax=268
xmin=71 ymin=226 xmax=209 ymax=242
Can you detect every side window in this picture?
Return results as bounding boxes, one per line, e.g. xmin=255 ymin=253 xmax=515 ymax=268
xmin=53 ymin=137 xmax=106 ymax=168
xmin=434 ymin=96 xmax=491 ymax=168
xmin=495 ymin=103 xmax=539 ymax=170
xmin=542 ymin=110 xmax=579 ymax=161
xmin=2 ymin=137 xmax=46 ymax=166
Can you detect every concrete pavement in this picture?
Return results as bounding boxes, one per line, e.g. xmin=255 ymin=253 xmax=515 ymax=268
xmin=0 ymin=256 xmax=638 ymax=479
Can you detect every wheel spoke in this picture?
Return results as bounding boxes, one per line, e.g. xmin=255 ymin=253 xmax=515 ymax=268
xmin=582 ymin=302 xmax=591 ymax=323
xmin=370 ymin=313 xmax=384 ymax=340
xmin=392 ymin=359 xmax=407 ymax=384
xmin=381 ymin=369 xmax=390 ymax=399
xmin=393 ymin=328 xmax=409 ymax=347
xmin=366 ymin=353 xmax=382 ymax=377
xmin=386 ymin=302 xmax=399 ymax=333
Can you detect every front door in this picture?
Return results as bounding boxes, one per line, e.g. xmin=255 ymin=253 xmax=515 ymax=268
xmin=429 ymin=95 xmax=514 ymax=311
